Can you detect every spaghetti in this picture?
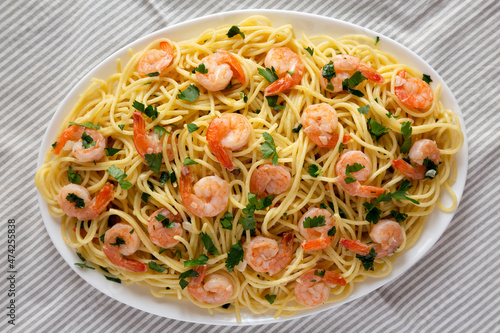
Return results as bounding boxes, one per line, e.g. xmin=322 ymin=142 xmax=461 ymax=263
xmin=35 ymin=15 xmax=463 ymax=320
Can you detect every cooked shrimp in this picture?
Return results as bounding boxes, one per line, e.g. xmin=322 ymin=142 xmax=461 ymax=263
xmin=206 ymin=113 xmax=251 ymax=170
xmin=187 ymin=265 xmax=234 ymax=305
xmin=295 ymin=269 xmax=346 ymax=307
xmin=57 ymin=183 xmax=114 ymax=220
xmin=336 ymin=151 xmax=388 ymax=198
xmin=196 ymin=49 xmax=246 ymax=91
xmin=300 ymin=103 xmax=351 ymax=148
xmin=103 ymin=223 xmax=147 ymax=273
xmin=53 ymin=125 xmax=106 ymax=162
xmin=245 ymin=232 xmax=294 ymax=276
xmin=148 ymin=208 xmax=183 ymax=248
xmin=263 ymin=47 xmax=305 ymax=96
xmin=249 ymin=164 xmax=291 ymax=198
xmin=298 ymin=207 xmax=336 ymax=251
xmin=340 ymin=220 xmax=404 ymax=259
xmin=133 ymin=112 xmax=174 ymax=161
xmin=320 ymin=55 xmax=384 ymax=93
xmin=137 ymin=41 xmax=174 ymax=77
xmin=392 ymin=139 xmax=440 ymax=180
xmin=179 ymin=166 xmax=229 ymax=217
xmin=394 ymin=70 xmax=433 ymax=109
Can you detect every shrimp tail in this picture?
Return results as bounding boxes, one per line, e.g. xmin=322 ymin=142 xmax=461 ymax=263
xmin=53 ymin=125 xmax=84 ymax=155
xmin=217 ymin=49 xmax=246 ymax=85
xmin=359 ymin=63 xmax=384 ymax=83
xmin=301 ymin=236 xmax=334 ymax=251
xmin=265 ymin=74 xmax=299 ymax=96
xmin=102 ymin=245 xmax=147 ymax=273
xmin=190 ymin=264 xmax=207 ymax=287
xmin=323 ymin=271 xmax=347 ymax=286
xmin=133 ymin=112 xmax=147 ymax=158
xmin=92 ymin=182 xmax=114 ymax=213
xmin=340 ymin=238 xmax=371 ymax=256
xmin=392 ymin=159 xmax=425 ymax=180
xmin=268 ymin=232 xmax=294 ymax=276
xmin=206 ymin=118 xmax=234 ymax=170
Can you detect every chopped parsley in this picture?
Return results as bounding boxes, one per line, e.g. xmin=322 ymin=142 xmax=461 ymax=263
xmin=344 ymin=163 xmax=365 ymax=184
xmin=52 ymin=141 xmax=58 ymax=149
xmin=322 ymin=61 xmax=336 ymax=82
xmin=392 ymin=179 xmax=420 ymax=204
xmin=362 ymin=191 xmax=392 ymax=224
xmin=342 ymin=71 xmax=367 ymax=97
xmin=375 ymin=36 xmax=380 ymax=45
xmin=314 ymin=269 xmax=326 ymax=278
xmin=106 ymin=165 xmax=132 ymax=189
xmin=81 ymin=132 xmax=96 ymax=149
xmin=118 ymin=124 xmax=125 ymax=131
xmin=265 ymin=95 xmax=285 ymax=110
xmin=367 ymin=118 xmax=389 ymax=141
xmin=66 ymin=193 xmax=85 ymax=209
xmin=104 ymin=275 xmax=122 ymax=283
xmin=225 ymin=241 xmax=244 ymax=272
xmin=132 ymin=101 xmax=159 ymax=120
xmin=145 ymin=152 xmax=163 ymax=174
xmin=260 ymin=132 xmax=278 ymax=165
xmin=423 ymin=158 xmax=439 ymax=179
xmin=141 ymin=192 xmax=150 ymax=202
xmin=187 ymin=123 xmax=199 ymax=133
xmin=226 ymin=25 xmax=245 ymax=39
xmin=327 ymin=226 xmax=336 ymax=237
xmin=304 ymin=47 xmax=314 ymax=56
xmin=159 ymin=170 xmax=176 ymax=185
xmin=302 ymin=215 xmax=326 ymax=228
xmin=265 ymin=294 xmax=277 ymax=304
xmin=110 ymin=237 xmax=125 ymax=246
xmin=184 ymin=254 xmax=209 ymax=267
xmin=308 ymin=164 xmax=323 ymax=178
xmin=422 ymin=74 xmax=432 ymax=84
xmin=177 ymin=84 xmax=200 ymax=102
xmin=155 ymin=213 xmax=175 ymax=228
xmin=357 ymin=105 xmax=370 ymax=114
xmin=74 ymin=263 xmax=95 ymax=270
xmin=357 ymin=248 xmax=377 ymax=270
xmin=76 ymin=252 xmax=86 ymax=262
xmin=183 ymin=157 xmax=198 ymax=165
xmin=386 ymin=112 xmax=399 ymax=119
xmin=69 ymin=121 xmax=101 ymax=129
xmin=67 ymin=166 xmax=82 ymax=184
xmin=179 ymin=279 xmax=189 ymax=289
xmin=104 ymin=147 xmax=122 ymax=156
xmin=220 ymin=211 xmax=233 ymax=230
xmin=292 ymin=124 xmax=302 ymax=133
xmin=148 ymin=261 xmax=167 ymax=272
xmin=240 ymin=91 xmax=248 ymax=103
xmin=179 ymin=269 xmax=199 ymax=289
xmin=222 ymin=303 xmax=231 ymax=309
xmin=400 ymin=121 xmax=412 ymax=154
xmin=390 ymin=210 xmax=408 ymax=222
xmin=239 ymin=193 xmax=274 ymax=231
xmin=154 ymin=126 xmax=169 ymax=139
xmin=200 ymin=232 xmax=220 ymax=255
xmin=258 ymin=67 xmax=279 ymax=83
xmin=194 ymin=63 xmax=208 ymax=74
xmin=145 ymin=72 xmax=160 ymax=77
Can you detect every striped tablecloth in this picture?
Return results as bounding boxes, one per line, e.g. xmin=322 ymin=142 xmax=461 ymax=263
xmin=1 ymin=0 xmax=499 ymax=332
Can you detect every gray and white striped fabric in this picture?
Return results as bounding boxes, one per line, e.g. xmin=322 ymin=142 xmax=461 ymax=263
xmin=1 ymin=0 xmax=499 ymax=332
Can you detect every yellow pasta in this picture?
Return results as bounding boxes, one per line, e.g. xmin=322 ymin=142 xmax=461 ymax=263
xmin=35 ymin=15 xmax=463 ymax=321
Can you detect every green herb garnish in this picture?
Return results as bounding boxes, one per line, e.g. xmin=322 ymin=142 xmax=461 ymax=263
xmin=104 ymin=147 xmax=122 ymax=156
xmin=302 ymin=215 xmax=326 ymax=228
xmin=225 ymin=242 xmax=244 ymax=272
xmin=308 ymin=164 xmax=323 ymax=178
xmin=226 ymin=25 xmax=245 ymax=39
xmin=200 ymin=232 xmax=220 ymax=255
xmin=66 ymin=193 xmax=85 ymax=209
xmin=148 ymin=261 xmax=167 ymax=272
xmin=177 ymin=84 xmax=200 ymax=102
xmin=260 ymin=132 xmax=278 ymax=165
xmin=258 ymin=67 xmax=279 ymax=83
xmin=367 ymin=118 xmax=389 ymax=141
xmin=183 ymin=157 xmax=198 ymax=165
xmin=67 ymin=166 xmax=82 ymax=184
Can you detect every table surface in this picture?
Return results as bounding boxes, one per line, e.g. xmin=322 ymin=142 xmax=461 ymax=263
xmin=1 ymin=0 xmax=499 ymax=332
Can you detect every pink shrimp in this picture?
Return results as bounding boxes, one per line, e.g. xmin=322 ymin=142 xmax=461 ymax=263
xmin=249 ymin=164 xmax=291 ymax=198
xmin=57 ymin=183 xmax=114 ymax=220
xmin=133 ymin=112 xmax=174 ymax=162
xmin=103 ymin=223 xmax=147 ymax=273
xmin=179 ymin=166 xmax=229 ymax=217
xmin=187 ymin=265 xmax=234 ymax=305
xmin=336 ymin=151 xmax=388 ymax=198
xmin=392 ymin=139 xmax=440 ymax=180
xmin=53 ymin=125 xmax=106 ymax=162
xmin=295 ymin=268 xmax=346 ymax=307
xmin=264 ymin=47 xmax=305 ymax=96
xmin=196 ymin=49 xmax=246 ymax=91
xmin=340 ymin=220 xmax=404 ymax=259
xmin=298 ymin=207 xmax=336 ymax=251
xmin=320 ymin=55 xmax=384 ymax=93
xmin=300 ymin=103 xmax=352 ymax=148
xmin=137 ymin=41 xmax=174 ymax=77
xmin=394 ymin=70 xmax=433 ymax=109
xmin=206 ymin=113 xmax=252 ymax=170
xmin=244 ymin=232 xmax=294 ymax=276
xmin=148 ymin=208 xmax=183 ymax=248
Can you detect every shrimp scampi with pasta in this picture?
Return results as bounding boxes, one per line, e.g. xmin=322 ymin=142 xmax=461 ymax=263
xmin=35 ymin=16 xmax=463 ymax=321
